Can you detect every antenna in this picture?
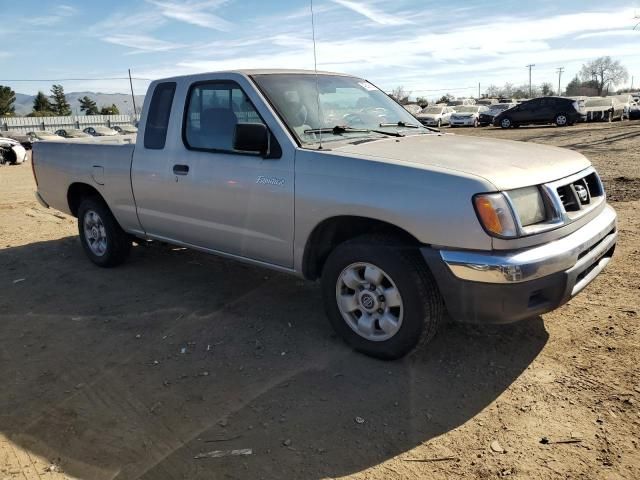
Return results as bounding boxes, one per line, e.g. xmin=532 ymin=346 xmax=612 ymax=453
xmin=310 ymin=0 xmax=322 ymax=149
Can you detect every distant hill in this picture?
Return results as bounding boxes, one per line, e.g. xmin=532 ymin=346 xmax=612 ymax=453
xmin=13 ymin=92 xmax=146 ymax=116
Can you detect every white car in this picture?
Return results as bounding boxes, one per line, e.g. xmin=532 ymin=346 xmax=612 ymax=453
xmin=629 ymin=100 xmax=640 ymax=120
xmin=27 ymin=131 xmax=64 ymax=142
xmin=416 ymin=106 xmax=455 ymax=127
xmin=403 ymin=104 xmax=423 ymax=116
xmin=0 ymin=137 xmax=28 ymax=165
xmin=449 ymin=106 xmax=489 ymax=128
xmin=83 ymin=126 xmax=119 ymax=137
xmin=113 ymin=124 xmax=139 ymax=135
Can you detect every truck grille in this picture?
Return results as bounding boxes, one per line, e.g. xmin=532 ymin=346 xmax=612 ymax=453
xmin=556 ymin=172 xmax=603 ymax=212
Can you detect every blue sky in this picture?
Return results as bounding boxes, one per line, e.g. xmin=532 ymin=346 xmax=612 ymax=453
xmin=0 ymin=0 xmax=639 ymax=98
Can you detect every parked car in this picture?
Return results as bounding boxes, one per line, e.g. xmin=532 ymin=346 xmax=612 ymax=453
xmin=33 ymin=69 xmax=617 ymax=360
xmin=55 ymin=128 xmax=91 ymax=139
xmin=402 ymin=104 xmax=423 ymax=116
xmin=2 ymin=130 xmax=32 ymax=149
xmin=83 ymin=126 xmax=119 ymax=136
xmin=0 ymin=136 xmax=27 ymax=165
xmin=478 ymin=103 xmax=516 ymax=126
xmin=629 ymin=100 xmax=640 ymax=120
xmin=27 ymin=131 xmax=63 ymax=142
xmin=113 ymin=124 xmax=139 ymax=134
xmin=494 ymin=97 xmax=585 ymax=128
xmin=449 ymin=105 xmax=488 ymax=127
xmin=416 ymin=105 xmax=455 ymax=127
xmin=447 ymin=98 xmax=476 ymax=106
xmin=475 ymin=99 xmax=498 ymax=106
xmin=584 ymin=97 xmax=625 ymax=122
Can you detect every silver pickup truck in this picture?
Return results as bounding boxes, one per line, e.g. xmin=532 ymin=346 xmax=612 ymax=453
xmin=32 ymin=69 xmax=617 ymax=359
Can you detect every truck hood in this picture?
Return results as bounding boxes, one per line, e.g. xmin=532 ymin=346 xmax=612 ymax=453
xmin=332 ymin=133 xmax=591 ymax=191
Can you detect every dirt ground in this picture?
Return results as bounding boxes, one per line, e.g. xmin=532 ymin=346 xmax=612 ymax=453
xmin=0 ymin=121 xmax=638 ymax=480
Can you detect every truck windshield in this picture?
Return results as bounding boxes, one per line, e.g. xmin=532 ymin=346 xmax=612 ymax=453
xmin=251 ymin=73 xmax=428 ymax=145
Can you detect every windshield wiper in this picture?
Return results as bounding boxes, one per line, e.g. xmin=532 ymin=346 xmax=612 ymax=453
xmin=379 ymin=121 xmax=421 ymax=129
xmin=304 ymin=125 xmax=404 ymax=137
xmin=380 ymin=121 xmax=441 ymax=133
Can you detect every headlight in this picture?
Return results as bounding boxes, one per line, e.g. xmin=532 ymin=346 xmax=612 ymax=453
xmin=507 ymin=187 xmax=546 ymax=227
xmin=473 ymin=193 xmax=518 ymax=238
xmin=474 ymin=187 xmax=547 ymax=238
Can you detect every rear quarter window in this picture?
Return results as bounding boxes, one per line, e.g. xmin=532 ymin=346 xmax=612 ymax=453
xmin=144 ymin=82 xmax=176 ymax=150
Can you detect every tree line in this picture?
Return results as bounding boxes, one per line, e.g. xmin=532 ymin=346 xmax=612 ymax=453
xmin=0 ymin=84 xmax=120 ymax=117
xmin=389 ymin=56 xmax=631 ymax=105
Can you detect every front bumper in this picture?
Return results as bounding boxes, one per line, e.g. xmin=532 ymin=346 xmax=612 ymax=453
xmin=422 ymin=204 xmax=617 ymax=324
xmin=418 ymin=118 xmax=439 ymax=126
xmin=449 ymin=117 xmax=476 ymax=126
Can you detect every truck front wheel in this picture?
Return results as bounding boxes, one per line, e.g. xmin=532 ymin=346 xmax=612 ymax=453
xmin=77 ymin=197 xmax=131 ymax=267
xmin=321 ymin=235 xmax=444 ymax=359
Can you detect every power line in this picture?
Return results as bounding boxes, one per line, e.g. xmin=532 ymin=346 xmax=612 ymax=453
xmin=0 ymin=77 xmax=152 ymax=82
xmin=404 ymin=86 xmax=476 ymax=93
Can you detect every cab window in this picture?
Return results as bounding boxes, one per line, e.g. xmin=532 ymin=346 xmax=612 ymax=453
xmin=184 ymin=81 xmax=264 ymax=152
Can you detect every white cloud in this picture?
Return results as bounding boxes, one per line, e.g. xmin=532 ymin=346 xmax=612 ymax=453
xmin=331 ymin=0 xmax=412 ymax=25
xmin=576 ymin=29 xmax=640 ymax=40
xmin=103 ymin=34 xmax=185 ymax=53
xmin=90 ymin=10 xmax=167 ymax=34
xmin=58 ymin=5 xmax=77 ymax=16
xmin=147 ymin=0 xmax=232 ymax=30
xmin=27 ymin=16 xmax=64 ymax=26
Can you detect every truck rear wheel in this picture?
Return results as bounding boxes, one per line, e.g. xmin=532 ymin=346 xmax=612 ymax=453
xmin=321 ymin=235 xmax=444 ymax=360
xmin=77 ymin=197 xmax=131 ymax=267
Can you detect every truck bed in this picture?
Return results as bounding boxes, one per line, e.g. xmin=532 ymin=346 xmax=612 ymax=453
xmin=34 ymin=141 xmax=141 ymax=233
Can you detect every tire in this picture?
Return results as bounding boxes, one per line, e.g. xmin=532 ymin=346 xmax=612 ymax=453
xmin=77 ymin=197 xmax=131 ymax=267
xmin=437 ymin=119 xmax=441 ymax=128
xmin=554 ymin=113 xmax=569 ymax=127
xmin=499 ymin=117 xmax=512 ymax=129
xmin=473 ymin=119 xmax=479 ymax=128
xmin=321 ymin=235 xmax=444 ymax=360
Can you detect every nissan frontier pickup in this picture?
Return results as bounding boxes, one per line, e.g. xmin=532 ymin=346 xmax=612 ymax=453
xmin=32 ymin=70 xmax=617 ymax=359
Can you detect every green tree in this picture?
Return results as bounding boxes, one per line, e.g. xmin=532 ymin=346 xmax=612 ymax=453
xmin=31 ymin=91 xmax=53 ymax=115
xmin=100 ymin=104 xmax=120 ymax=115
xmin=565 ymin=75 xmax=599 ymax=96
xmin=50 ymin=84 xmax=71 ymax=116
xmin=541 ymin=82 xmax=554 ymax=96
xmin=390 ymin=86 xmax=411 ymax=105
xmin=79 ymin=96 xmax=99 ymax=115
xmin=0 ymin=85 xmax=16 ymax=116
xmin=415 ymin=96 xmax=428 ymax=107
xmin=436 ymin=94 xmax=452 ymax=104
xmin=580 ymin=56 xmax=628 ymax=95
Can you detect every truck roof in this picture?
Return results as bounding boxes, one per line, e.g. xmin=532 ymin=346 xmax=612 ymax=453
xmin=153 ymin=69 xmax=354 ymax=83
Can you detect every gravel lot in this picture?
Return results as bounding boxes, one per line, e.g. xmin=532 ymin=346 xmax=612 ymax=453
xmin=1 ymin=121 xmax=639 ymax=479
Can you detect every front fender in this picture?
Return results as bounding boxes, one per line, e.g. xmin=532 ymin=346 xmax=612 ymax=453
xmin=293 ymin=148 xmax=493 ymax=273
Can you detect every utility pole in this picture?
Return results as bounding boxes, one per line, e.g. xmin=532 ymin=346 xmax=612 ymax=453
xmin=526 ymin=64 xmax=535 ymax=97
xmin=128 ymin=69 xmax=138 ymax=117
xmin=556 ymin=67 xmax=564 ymax=96
xmin=478 ymin=82 xmax=481 ymax=99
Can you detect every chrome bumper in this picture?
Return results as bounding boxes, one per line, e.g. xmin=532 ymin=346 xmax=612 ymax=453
xmin=440 ymin=204 xmax=617 ymax=285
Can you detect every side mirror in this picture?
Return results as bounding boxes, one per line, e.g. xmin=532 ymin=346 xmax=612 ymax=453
xmin=234 ymin=123 xmax=269 ymax=156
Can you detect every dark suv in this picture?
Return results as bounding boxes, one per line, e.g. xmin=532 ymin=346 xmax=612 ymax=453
xmin=494 ymin=97 xmax=586 ymax=128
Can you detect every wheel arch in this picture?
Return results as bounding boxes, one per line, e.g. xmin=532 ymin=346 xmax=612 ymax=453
xmin=302 ymin=215 xmax=422 ymax=280
xmin=67 ymin=182 xmax=107 ymax=218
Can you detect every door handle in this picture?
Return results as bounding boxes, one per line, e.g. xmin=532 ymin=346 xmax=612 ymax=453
xmin=173 ymin=164 xmax=189 ymax=175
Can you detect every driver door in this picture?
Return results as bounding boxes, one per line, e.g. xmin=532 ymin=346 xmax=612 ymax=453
xmin=133 ymin=80 xmax=295 ymax=268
